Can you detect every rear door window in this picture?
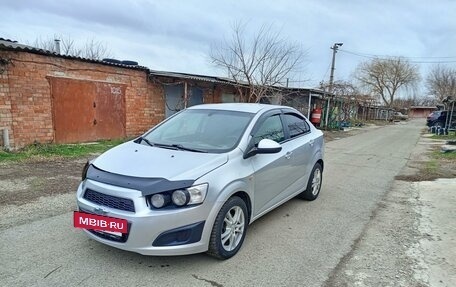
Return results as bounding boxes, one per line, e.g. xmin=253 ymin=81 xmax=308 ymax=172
xmin=283 ymin=114 xmax=310 ymax=138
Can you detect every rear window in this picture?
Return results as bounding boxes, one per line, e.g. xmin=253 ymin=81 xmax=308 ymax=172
xmin=283 ymin=114 xmax=310 ymax=138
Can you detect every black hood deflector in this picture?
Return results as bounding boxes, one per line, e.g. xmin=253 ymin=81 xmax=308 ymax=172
xmin=86 ymin=165 xmax=195 ymax=196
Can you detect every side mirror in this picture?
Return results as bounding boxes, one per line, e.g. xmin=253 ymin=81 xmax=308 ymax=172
xmin=243 ymin=139 xmax=282 ymax=159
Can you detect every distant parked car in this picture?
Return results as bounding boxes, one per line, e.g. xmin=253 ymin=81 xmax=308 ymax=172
xmin=392 ymin=112 xmax=408 ymax=121
xmin=427 ymin=110 xmax=447 ymax=127
xmin=75 ymin=103 xmax=325 ymax=259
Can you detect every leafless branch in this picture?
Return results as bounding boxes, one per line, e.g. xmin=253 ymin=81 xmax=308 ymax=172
xmin=355 ymin=58 xmax=420 ymax=107
xmin=426 ymin=65 xmax=456 ymax=104
xmin=31 ymin=34 xmax=112 ymax=60
xmin=210 ymin=22 xmax=305 ymax=103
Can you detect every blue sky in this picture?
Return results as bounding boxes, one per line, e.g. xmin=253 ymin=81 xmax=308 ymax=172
xmin=1 ymin=0 xmax=455 ymax=92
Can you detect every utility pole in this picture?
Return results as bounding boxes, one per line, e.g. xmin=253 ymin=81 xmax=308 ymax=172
xmin=329 ymin=42 xmax=343 ymax=94
xmin=325 ymin=42 xmax=343 ymax=129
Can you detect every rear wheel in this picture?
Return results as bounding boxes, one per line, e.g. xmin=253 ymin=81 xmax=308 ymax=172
xmin=298 ymin=163 xmax=323 ymax=201
xmin=207 ymin=196 xmax=248 ymax=259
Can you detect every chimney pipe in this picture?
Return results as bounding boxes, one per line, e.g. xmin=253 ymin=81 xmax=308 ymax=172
xmin=54 ymin=39 xmax=61 ymax=54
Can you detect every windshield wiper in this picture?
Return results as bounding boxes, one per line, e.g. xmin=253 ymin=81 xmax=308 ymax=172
xmin=139 ymin=137 xmax=155 ymax=147
xmin=139 ymin=138 xmax=207 ymax=153
xmin=171 ymin=144 xmax=208 ymax=153
xmin=154 ymin=143 xmax=207 ymax=153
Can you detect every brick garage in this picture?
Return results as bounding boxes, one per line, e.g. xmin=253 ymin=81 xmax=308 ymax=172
xmin=149 ymin=70 xmax=242 ymax=117
xmin=409 ymin=106 xmax=436 ymax=118
xmin=0 ymin=41 xmax=164 ymax=149
xmin=0 ymin=39 xmax=249 ymax=150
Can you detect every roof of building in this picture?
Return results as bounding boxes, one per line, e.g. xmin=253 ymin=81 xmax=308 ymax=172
xmin=149 ymin=70 xmax=327 ymax=95
xmin=149 ymin=70 xmax=241 ymax=85
xmin=0 ymin=37 xmax=149 ymax=71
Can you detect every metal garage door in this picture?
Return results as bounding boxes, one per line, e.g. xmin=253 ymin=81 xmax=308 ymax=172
xmin=50 ymin=77 xmax=126 ymax=143
xmin=164 ymin=85 xmax=184 ymax=118
xmin=188 ymin=87 xmax=203 ymax=107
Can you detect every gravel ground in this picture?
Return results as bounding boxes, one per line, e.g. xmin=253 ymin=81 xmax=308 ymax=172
xmin=0 ymin=158 xmax=85 ymax=230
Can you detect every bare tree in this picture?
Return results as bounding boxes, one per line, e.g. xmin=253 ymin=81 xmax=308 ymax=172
xmin=416 ymin=95 xmax=440 ymax=106
xmin=32 ymin=34 xmax=111 ymax=60
xmin=327 ymin=81 xmax=363 ymax=121
xmin=323 ymin=80 xmax=358 ymax=97
xmin=392 ymin=97 xmax=416 ymax=110
xmin=82 ymin=38 xmax=111 ymax=60
xmin=426 ymin=65 xmax=456 ymax=103
xmin=355 ymin=57 xmax=420 ymax=107
xmin=210 ymin=22 xmax=305 ymax=103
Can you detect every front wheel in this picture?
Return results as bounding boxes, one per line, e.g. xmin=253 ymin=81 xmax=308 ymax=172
xmin=298 ymin=163 xmax=323 ymax=201
xmin=207 ymin=196 xmax=248 ymax=259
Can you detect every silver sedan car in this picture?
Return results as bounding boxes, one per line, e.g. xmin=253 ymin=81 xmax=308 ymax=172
xmin=76 ymin=103 xmax=324 ymax=259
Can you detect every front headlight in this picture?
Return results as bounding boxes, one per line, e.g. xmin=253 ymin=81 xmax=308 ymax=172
xmin=187 ymin=183 xmax=208 ymax=205
xmin=151 ymin=193 xmax=171 ymax=208
xmin=148 ymin=183 xmax=208 ymax=209
xmin=172 ymin=189 xmax=190 ymax=206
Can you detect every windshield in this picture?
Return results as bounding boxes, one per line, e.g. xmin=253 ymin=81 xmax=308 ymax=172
xmin=142 ymin=109 xmax=254 ymax=153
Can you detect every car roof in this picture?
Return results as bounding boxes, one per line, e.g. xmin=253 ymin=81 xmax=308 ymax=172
xmin=187 ymin=103 xmax=290 ymax=114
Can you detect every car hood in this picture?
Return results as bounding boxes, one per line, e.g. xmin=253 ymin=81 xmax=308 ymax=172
xmin=92 ymin=141 xmax=228 ymax=181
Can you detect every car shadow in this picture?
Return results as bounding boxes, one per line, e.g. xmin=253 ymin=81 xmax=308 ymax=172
xmin=82 ymin=196 xmax=313 ymax=267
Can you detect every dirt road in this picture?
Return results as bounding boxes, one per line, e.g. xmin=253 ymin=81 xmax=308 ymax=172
xmin=1 ymin=119 xmax=452 ymax=287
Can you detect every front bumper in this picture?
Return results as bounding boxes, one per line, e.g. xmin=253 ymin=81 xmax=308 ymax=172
xmin=76 ymin=179 xmax=213 ymax=256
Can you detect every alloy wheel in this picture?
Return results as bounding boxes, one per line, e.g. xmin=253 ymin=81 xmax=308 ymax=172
xmin=221 ymin=206 xmax=245 ymax=252
xmin=311 ymin=168 xmax=322 ymax=196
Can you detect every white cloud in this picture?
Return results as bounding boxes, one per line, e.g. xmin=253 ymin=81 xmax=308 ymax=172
xmin=1 ymin=0 xmax=455 ymax=90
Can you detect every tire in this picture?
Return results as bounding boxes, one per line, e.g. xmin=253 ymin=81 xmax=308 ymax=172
xmin=298 ymin=163 xmax=323 ymax=201
xmin=102 ymin=58 xmax=121 ymax=64
xmin=121 ymin=60 xmax=139 ymax=66
xmin=207 ymin=196 xmax=248 ymax=260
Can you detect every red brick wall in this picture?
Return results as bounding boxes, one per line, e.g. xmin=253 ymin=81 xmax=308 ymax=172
xmin=0 ymin=68 xmax=12 ymax=147
xmin=409 ymin=108 xmax=434 ymax=118
xmin=0 ymin=50 xmax=163 ymax=149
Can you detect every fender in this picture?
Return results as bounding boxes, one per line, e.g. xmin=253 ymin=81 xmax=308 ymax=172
xmin=198 ymin=178 xmax=254 ymax=248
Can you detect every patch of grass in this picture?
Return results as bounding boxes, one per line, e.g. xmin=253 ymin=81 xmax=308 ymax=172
xmin=430 ymin=133 xmax=456 ymax=140
xmin=433 ymin=150 xmax=456 ymax=160
xmin=0 ymin=138 xmax=127 ymax=162
xmin=424 ymin=159 xmax=439 ymax=173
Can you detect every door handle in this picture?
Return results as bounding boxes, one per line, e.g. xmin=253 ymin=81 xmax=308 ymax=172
xmin=309 ymin=139 xmax=314 ymax=146
xmin=285 ymin=151 xmax=293 ymax=159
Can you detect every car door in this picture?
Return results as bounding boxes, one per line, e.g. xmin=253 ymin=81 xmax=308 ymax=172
xmin=249 ymin=112 xmax=296 ymax=217
xmin=280 ymin=113 xmax=315 ymax=197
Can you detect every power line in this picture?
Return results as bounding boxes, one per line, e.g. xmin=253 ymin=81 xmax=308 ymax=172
xmin=320 ymin=61 xmax=331 ymax=83
xmin=339 ymin=49 xmax=456 ymax=63
xmin=340 ymin=49 xmax=456 ymax=59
